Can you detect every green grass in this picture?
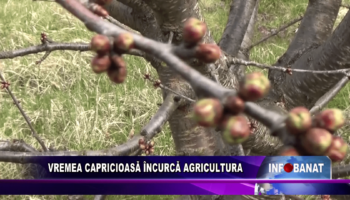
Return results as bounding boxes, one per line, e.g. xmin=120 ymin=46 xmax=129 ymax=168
xmin=1 ymin=0 xmax=350 ymax=199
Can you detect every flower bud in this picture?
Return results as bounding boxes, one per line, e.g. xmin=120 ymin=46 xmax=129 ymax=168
xmin=326 ymin=136 xmax=348 ymax=162
xmin=195 ymin=44 xmax=221 ymax=63
xmin=114 ymin=33 xmax=134 ymax=53
xmin=91 ymin=55 xmax=111 ymax=74
xmin=193 ymin=98 xmax=223 ymax=127
xmin=91 ymin=35 xmax=111 ymax=55
xmin=138 ymin=138 xmax=145 ymax=145
xmin=302 ymin=128 xmax=333 ymax=155
xmin=110 ymin=54 xmax=126 ymax=69
xmin=149 ymin=141 xmax=155 ymax=147
xmin=107 ymin=66 xmax=127 ymax=84
xmin=225 ymin=96 xmax=245 ymax=114
xmin=182 ymin=18 xmax=207 ymax=44
xmin=286 ymin=107 xmax=312 ymax=134
xmin=315 ymin=109 xmax=345 ymax=132
xmin=221 ymin=116 xmax=250 ymax=144
xmin=239 ymin=72 xmax=270 ymax=101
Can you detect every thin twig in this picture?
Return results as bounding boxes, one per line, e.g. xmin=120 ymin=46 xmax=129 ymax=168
xmin=0 ymin=43 xmax=90 ymax=59
xmin=35 ymin=51 xmax=51 ymax=65
xmin=0 ymin=42 xmax=144 ymax=60
xmin=35 ymin=33 xmax=55 ymax=64
xmin=310 ymin=76 xmax=350 ymax=114
xmin=146 ymin=75 xmax=196 ymax=102
xmin=0 ymin=71 xmax=48 ymax=152
xmin=228 ymin=57 xmax=350 ymax=75
xmin=105 ymin=15 xmax=141 ymax=35
xmin=246 ymin=16 xmax=303 ymax=51
xmin=158 ymin=84 xmax=195 ymax=102
xmin=0 ymin=140 xmax=37 ymax=152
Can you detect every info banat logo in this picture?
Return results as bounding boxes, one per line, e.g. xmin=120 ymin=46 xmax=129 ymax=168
xmin=257 ymin=156 xmax=331 ymax=180
xmin=255 ymin=156 xmax=331 ymax=195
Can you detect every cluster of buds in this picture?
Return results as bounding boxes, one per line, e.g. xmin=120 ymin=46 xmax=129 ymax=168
xmin=191 ymin=72 xmax=271 ymax=145
xmin=182 ymin=18 xmax=221 ymax=64
xmin=283 ymin=107 xmax=347 ymax=162
xmin=139 ymin=138 xmax=155 ymax=155
xmin=90 ymin=33 xmax=135 ymax=84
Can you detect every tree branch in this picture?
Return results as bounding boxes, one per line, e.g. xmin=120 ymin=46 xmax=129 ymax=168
xmin=118 ymin=0 xmax=236 ymax=160
xmin=278 ymin=0 xmax=340 ymax=66
xmin=278 ymin=6 xmax=350 ymax=109
xmin=0 ymin=43 xmax=90 ymax=59
xmin=48 ymin=0 xmax=350 ymax=158
xmin=229 ymin=0 xmax=259 ymax=83
xmin=218 ymin=0 xmax=258 ymax=57
xmin=245 ymin=16 xmax=303 ymax=51
xmin=0 ymin=140 xmax=37 ymax=152
xmin=267 ymin=0 xmax=341 ymax=107
xmin=239 ymin=0 xmax=259 ymax=51
xmin=0 ymin=71 xmax=48 ymax=152
xmin=310 ymin=76 xmax=350 ymax=114
xmin=2 ymin=2 xmax=347 ymax=200
xmin=139 ymin=93 xmax=180 ymax=138
xmin=105 ymin=15 xmax=140 ymax=35
xmin=228 ymin=57 xmax=350 ymax=75
xmin=145 ymin=74 xmax=195 ymax=102
xmin=0 ymin=42 xmax=144 ymax=60
xmin=0 ymin=92 xmax=179 ymax=162
xmin=57 ymin=0 xmax=233 ymax=98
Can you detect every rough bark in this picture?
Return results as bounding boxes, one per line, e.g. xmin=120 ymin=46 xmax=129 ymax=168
xmin=247 ymin=0 xmax=343 ymax=156
xmin=229 ymin=0 xmax=260 ymax=83
xmin=219 ymin=0 xmax=258 ymax=57
xmin=278 ymin=5 xmax=350 ymax=110
xmin=268 ymin=0 xmax=342 ymax=108
xmin=105 ymin=0 xmax=163 ymax=40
